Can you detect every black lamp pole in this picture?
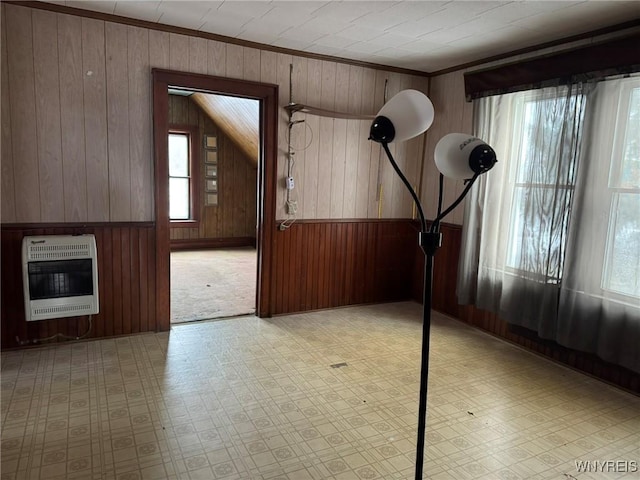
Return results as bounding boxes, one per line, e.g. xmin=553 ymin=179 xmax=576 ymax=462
xmin=379 ymin=142 xmax=481 ymax=480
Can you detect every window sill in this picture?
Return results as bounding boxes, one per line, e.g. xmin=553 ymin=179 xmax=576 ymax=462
xmin=170 ymin=220 xmax=200 ymax=229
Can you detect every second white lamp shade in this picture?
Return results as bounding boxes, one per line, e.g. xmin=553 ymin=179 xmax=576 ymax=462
xmin=434 ymin=133 xmax=496 ymax=180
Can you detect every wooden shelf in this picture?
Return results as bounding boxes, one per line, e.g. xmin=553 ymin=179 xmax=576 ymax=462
xmin=285 ymin=103 xmax=375 ymax=120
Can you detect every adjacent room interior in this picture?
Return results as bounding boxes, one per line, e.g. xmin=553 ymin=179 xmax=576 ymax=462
xmin=166 ymin=91 xmax=259 ymax=324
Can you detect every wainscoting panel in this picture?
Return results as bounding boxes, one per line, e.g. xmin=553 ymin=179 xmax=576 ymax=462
xmin=1 ymin=223 xmax=157 ymax=349
xmin=271 ymin=220 xmax=420 ymax=315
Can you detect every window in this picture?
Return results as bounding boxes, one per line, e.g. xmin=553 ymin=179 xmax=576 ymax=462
xmin=502 ymin=88 xmax=586 ymax=283
xmin=602 ymin=82 xmax=640 ymax=297
xmin=168 ymin=126 xmax=199 ymax=224
xmin=459 ymin=75 xmax=640 ymax=372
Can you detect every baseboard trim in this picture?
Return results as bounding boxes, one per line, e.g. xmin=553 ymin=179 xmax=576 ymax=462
xmin=170 ymin=237 xmax=256 ymax=250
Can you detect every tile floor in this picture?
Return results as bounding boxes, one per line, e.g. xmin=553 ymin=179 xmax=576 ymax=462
xmin=1 ymin=302 xmax=638 ymax=480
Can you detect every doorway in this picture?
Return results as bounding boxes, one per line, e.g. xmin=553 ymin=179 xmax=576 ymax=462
xmin=152 ymin=69 xmax=278 ymax=331
xmin=165 ymin=90 xmax=259 ymax=323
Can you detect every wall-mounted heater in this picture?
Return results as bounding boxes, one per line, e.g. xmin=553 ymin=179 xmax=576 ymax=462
xmin=22 ymin=235 xmax=99 ymax=322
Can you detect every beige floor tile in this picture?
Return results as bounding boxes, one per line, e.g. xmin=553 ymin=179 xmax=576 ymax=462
xmin=2 ymin=302 xmax=638 ymax=479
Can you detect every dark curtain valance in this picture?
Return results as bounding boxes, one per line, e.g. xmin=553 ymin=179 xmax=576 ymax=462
xmin=464 ymin=33 xmax=640 ymax=101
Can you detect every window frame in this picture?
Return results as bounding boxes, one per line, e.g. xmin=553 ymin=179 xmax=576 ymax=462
xmin=601 ymin=80 xmax=640 ymax=299
xmin=168 ymin=124 xmax=200 ymax=228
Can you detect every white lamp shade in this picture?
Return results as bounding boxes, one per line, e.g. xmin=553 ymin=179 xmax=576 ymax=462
xmin=376 ymin=90 xmax=434 ymax=143
xmin=434 ymin=133 xmax=494 ymax=180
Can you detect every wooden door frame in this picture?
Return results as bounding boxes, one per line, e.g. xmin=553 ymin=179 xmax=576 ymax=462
xmin=152 ymin=69 xmax=278 ymax=329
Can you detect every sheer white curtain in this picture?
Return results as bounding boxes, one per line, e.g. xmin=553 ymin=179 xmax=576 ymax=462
xmin=557 ymin=76 xmax=640 ymax=372
xmin=458 ymin=76 xmax=640 ymax=373
xmin=458 ymin=83 xmax=588 ymax=335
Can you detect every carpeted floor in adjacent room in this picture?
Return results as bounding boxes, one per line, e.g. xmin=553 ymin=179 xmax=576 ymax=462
xmin=170 ymin=247 xmax=257 ymax=324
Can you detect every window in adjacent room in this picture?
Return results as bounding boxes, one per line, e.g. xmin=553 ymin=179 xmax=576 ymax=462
xmin=168 ymin=126 xmax=199 ymax=224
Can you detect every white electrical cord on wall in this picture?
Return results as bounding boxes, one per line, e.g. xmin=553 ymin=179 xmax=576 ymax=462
xmin=280 ymin=118 xmax=313 ymax=230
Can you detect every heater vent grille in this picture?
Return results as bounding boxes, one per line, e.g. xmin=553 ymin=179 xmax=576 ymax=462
xmin=33 ymin=304 xmax=93 ymax=317
xmin=27 ymin=243 xmax=91 ymax=261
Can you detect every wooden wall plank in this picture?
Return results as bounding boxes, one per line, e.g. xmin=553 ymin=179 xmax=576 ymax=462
xmin=169 ymin=33 xmax=189 ymax=71
xmin=275 ymin=227 xmax=286 ymax=313
xmin=106 ymin=22 xmax=131 ymax=221
xmin=344 ymin=223 xmax=356 ymax=305
xmin=335 ymin=223 xmax=346 ymax=306
xmin=147 ymin=227 xmax=156 ymax=331
xmin=6 ymin=5 xmax=40 ymax=222
xmin=82 ymin=17 xmax=110 ymax=222
xmin=330 ymin=64 xmax=349 ymax=218
xmin=58 ymin=13 xmax=88 ymax=222
xmin=302 ymin=59 xmax=322 ymax=219
xmin=32 ymin=9 xmax=65 ymax=222
xmin=93 ymin=228 xmax=105 ymax=338
xmin=0 ymin=4 xmax=16 ymax=222
xmin=112 ymin=227 xmax=123 ymax=336
xmin=189 ymin=36 xmax=208 ymax=75
xmin=188 ymin=98 xmax=200 ymax=125
xmin=243 ymin=47 xmax=261 ymax=82
xmin=323 ymin=223 xmax=334 ymax=306
xmin=221 ymin=135 xmax=233 ymax=237
xmin=287 ymin=221 xmax=300 ymax=312
xmin=121 ymin=227 xmax=132 ymax=335
xmin=102 ymin=228 xmax=113 ymax=337
xmin=232 ymin=147 xmax=243 ymax=237
xmin=317 ymin=61 xmax=337 ymax=219
xmin=329 ymin=117 xmax=346 ymax=218
xmin=128 ymin=26 xmax=153 ymax=221
xmin=207 ymin=39 xmax=226 ymax=77
xmin=226 ymin=44 xmax=243 ymax=79
xmin=149 ymin=29 xmax=170 ymax=69
xmin=260 ymin=50 xmax=277 ymax=84
xmin=343 ymin=66 xmax=364 ymax=219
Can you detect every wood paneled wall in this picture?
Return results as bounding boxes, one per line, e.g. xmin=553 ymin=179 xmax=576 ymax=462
xmin=283 ymin=64 xmax=428 ymax=221
xmin=1 ymin=5 xmax=153 ymax=223
xmin=1 ymin=2 xmax=429 ymax=225
xmin=168 ymin=95 xmax=257 ymax=243
xmin=413 ymin=224 xmax=640 ymax=393
xmin=1 ymin=224 xmax=159 ymax=349
xmin=271 ymin=220 xmax=420 ymax=314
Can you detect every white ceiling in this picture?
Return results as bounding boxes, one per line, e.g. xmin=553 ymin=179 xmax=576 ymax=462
xmin=45 ymin=1 xmax=640 ymax=72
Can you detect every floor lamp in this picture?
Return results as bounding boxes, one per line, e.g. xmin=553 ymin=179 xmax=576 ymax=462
xmin=368 ymin=89 xmax=497 ymax=480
